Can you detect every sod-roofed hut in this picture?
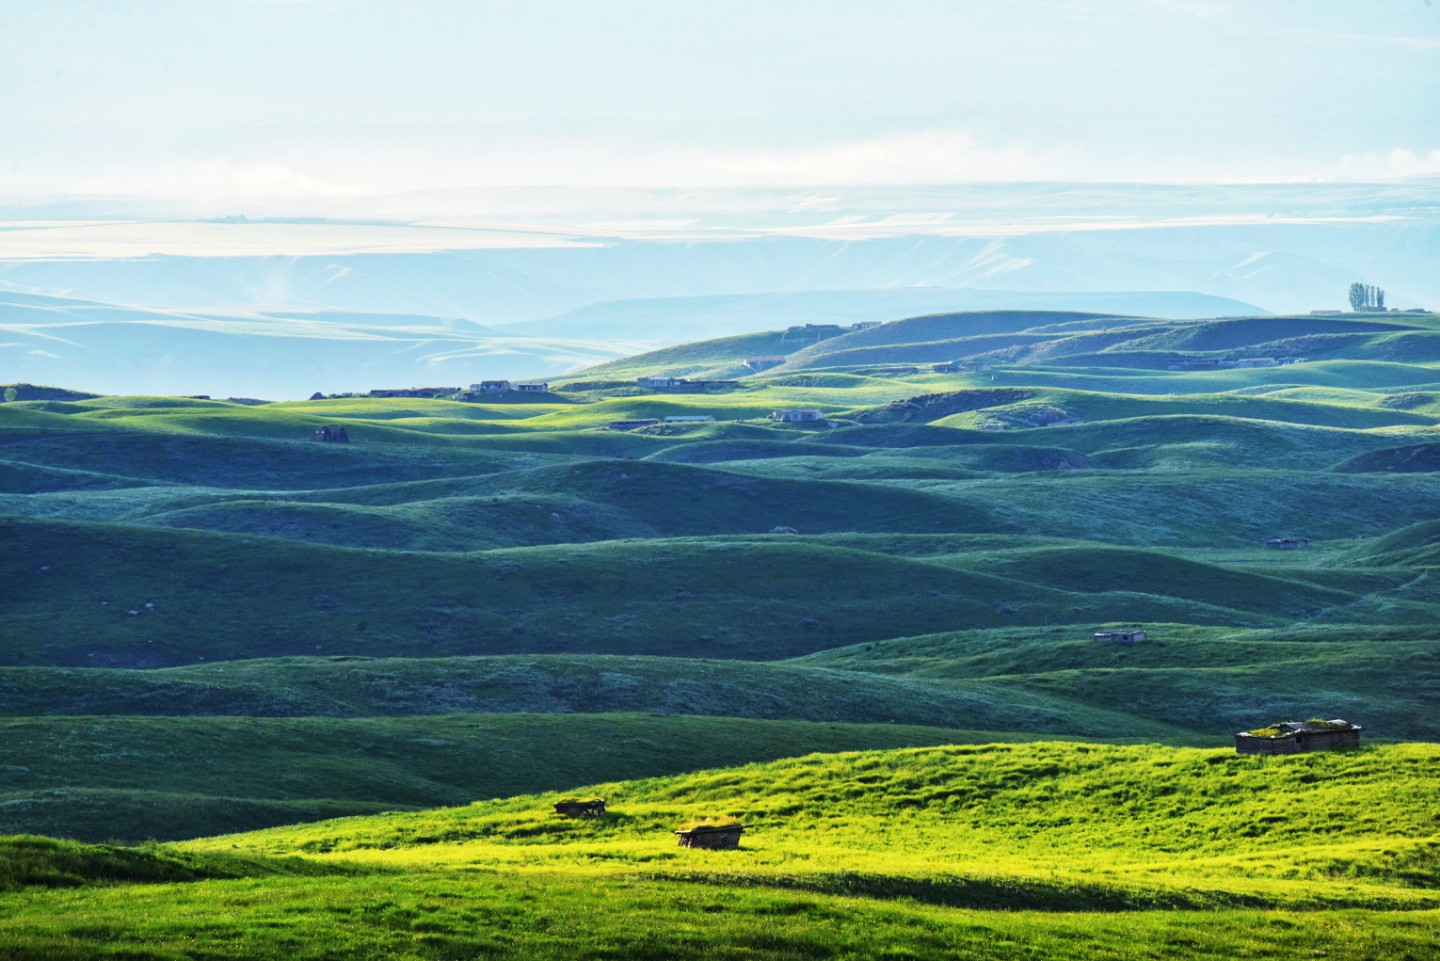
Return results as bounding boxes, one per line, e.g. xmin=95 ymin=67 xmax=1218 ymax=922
xmin=675 ymin=817 xmax=745 ymax=849
xmin=553 ymin=797 xmax=606 ymax=817
xmin=1235 ymin=719 xmax=1361 ymax=755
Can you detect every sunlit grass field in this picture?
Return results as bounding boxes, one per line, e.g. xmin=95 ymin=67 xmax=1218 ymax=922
xmin=2 ymin=742 xmax=1437 ymax=959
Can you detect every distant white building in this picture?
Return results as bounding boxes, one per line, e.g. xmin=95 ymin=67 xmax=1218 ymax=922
xmin=771 ymin=409 xmax=823 ymax=423
xmin=514 ymin=382 xmax=549 ymax=393
xmin=664 ymin=415 xmax=716 ymax=423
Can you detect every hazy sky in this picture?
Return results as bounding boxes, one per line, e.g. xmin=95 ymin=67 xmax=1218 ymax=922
xmin=2 ymin=0 xmax=1437 ymax=203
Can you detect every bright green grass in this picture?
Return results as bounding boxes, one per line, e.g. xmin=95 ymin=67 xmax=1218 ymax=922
xmin=6 ymin=742 xmax=1438 ymax=960
xmin=186 ymin=743 xmax=1440 ymax=892
xmin=5 ymin=872 xmax=1435 ymax=961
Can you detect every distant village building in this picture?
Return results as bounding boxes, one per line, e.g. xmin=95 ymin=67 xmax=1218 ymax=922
xmin=770 ymin=409 xmax=823 ymax=423
xmin=1093 ymin=628 xmax=1147 ymax=644
xmin=745 ymin=356 xmax=787 ymax=371
xmin=1265 ymin=537 xmax=1310 ymax=550
xmin=1235 ymin=719 xmax=1361 ymax=755
xmin=608 ymin=419 xmax=661 ymax=431
xmin=1220 ymin=358 xmax=1279 ymax=369
xmin=311 ymin=425 xmax=350 ymax=443
xmin=472 ymin=381 xmax=511 ymax=394
xmin=637 ymin=376 xmax=681 ymax=389
xmin=850 ymin=321 xmax=883 ymax=330
xmin=664 ymin=415 xmax=716 ymax=423
xmin=787 ymin=323 xmax=842 ymax=333
xmin=513 ymin=382 xmax=549 ymax=393
xmin=1310 ymin=309 xmax=1343 ymax=315
xmin=933 ymin=363 xmax=963 ymax=373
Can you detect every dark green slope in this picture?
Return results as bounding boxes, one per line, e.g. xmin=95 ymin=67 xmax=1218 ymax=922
xmin=0 ymin=714 xmax=1005 ymax=842
xmin=0 ymin=653 xmax=1158 ymax=736
xmin=6 ymin=517 xmax=1350 ymax=668
xmin=1334 ymin=520 xmax=1440 ymax=567
xmin=953 ymin=470 xmax=1440 ymax=545
xmin=1334 ymin=442 xmax=1440 ymax=473
xmin=0 ymin=423 xmax=526 ymax=490
xmin=109 ymin=458 xmax=1014 ymax=550
xmin=797 ymin=623 xmax=1440 ymax=741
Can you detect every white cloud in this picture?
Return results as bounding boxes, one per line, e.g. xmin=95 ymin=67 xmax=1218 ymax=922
xmin=701 ymin=130 xmax=1063 ymax=185
xmin=1337 ymin=148 xmax=1440 ymax=180
xmin=72 ymin=159 xmax=362 ymax=202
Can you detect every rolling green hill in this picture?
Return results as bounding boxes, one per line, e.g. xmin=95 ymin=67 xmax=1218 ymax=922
xmin=4 ymin=306 xmax=1440 ymax=858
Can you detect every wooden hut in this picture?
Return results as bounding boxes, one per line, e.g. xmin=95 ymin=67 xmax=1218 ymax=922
xmin=675 ymin=820 xmax=745 ymax=849
xmin=553 ymin=798 xmax=606 ymax=817
xmin=1094 ymin=628 xmax=1147 ymax=644
xmin=1234 ymin=719 xmax=1361 ymax=755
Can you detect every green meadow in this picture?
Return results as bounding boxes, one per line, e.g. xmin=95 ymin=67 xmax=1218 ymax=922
xmin=3 ymin=309 xmax=1439 ymax=957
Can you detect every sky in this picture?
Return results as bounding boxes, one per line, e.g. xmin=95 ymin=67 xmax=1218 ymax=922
xmin=1 ymin=0 xmax=1437 ymax=206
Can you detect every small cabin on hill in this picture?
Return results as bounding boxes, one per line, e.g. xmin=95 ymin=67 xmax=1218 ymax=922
xmin=676 ymin=823 xmax=745 ymax=849
xmin=637 ymin=376 xmax=682 ymax=389
xmin=1094 ymin=628 xmax=1147 ymax=644
xmin=933 ymin=362 xmax=963 ymax=373
xmin=850 ymin=321 xmax=883 ymax=330
xmin=745 ymin=356 xmax=787 ymax=371
xmin=1265 ymin=537 xmax=1310 ymax=550
xmin=514 ymin=382 xmax=549 ymax=393
xmin=664 ymin=415 xmax=715 ymax=423
xmin=771 ymin=409 xmax=823 ymax=423
xmin=311 ymin=425 xmax=350 ymax=443
xmin=1235 ymin=719 xmax=1361 ymax=755
xmin=472 ymin=380 xmax=511 ymax=394
xmin=608 ymin=419 xmax=661 ymax=431
xmin=553 ymin=798 xmax=606 ymax=817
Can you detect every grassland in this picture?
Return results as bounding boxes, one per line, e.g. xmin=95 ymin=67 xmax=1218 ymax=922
xmin=1 ymin=742 xmax=1437 ymax=959
xmin=3 ymin=309 xmax=1440 ymax=956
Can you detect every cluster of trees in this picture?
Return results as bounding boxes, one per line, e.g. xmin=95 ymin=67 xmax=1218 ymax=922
xmin=1349 ymin=283 xmax=1386 ymax=312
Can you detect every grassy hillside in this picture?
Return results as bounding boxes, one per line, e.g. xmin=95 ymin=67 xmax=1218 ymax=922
xmin=1 ymin=742 xmax=1436 ymax=959
xmin=0 ymin=714 xmax=1028 ymax=842
xmin=5 ymin=306 xmax=1440 ymax=861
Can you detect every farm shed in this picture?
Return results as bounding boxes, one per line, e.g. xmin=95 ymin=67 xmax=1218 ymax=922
xmin=1093 ymin=628 xmax=1147 ymax=644
xmin=771 ymin=409 xmax=823 ymax=423
xmin=1235 ymin=719 xmax=1361 ymax=755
